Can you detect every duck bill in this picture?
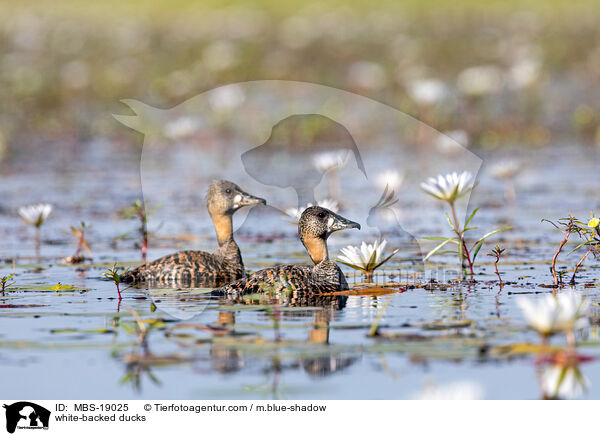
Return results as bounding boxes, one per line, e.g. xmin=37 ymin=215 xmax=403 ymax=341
xmin=237 ymin=191 xmax=267 ymax=207
xmin=329 ymin=212 xmax=361 ymax=233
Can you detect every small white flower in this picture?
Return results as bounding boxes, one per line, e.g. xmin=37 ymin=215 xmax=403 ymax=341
xmin=516 ymin=291 xmax=590 ymax=336
xmin=163 ymin=116 xmax=199 ymax=139
xmin=339 ymin=240 xmax=387 ymax=268
xmin=490 ymin=159 xmax=522 ymax=180
xmin=313 ymin=150 xmax=350 ymax=173
xmin=315 ymin=198 xmax=339 ymax=212
xmin=337 ymin=239 xmax=399 ymax=276
xmin=457 ymin=65 xmax=504 ymax=96
xmin=540 ymin=364 xmax=589 ymax=400
xmin=207 ymin=84 xmax=245 ymax=111
xmin=348 ymin=61 xmax=387 ymax=90
xmin=285 ymin=199 xmax=339 ymax=222
xmin=420 ymin=171 xmax=474 ymax=203
xmin=508 ymin=59 xmax=541 ymax=90
xmin=375 ymin=170 xmax=404 ymax=192
xmin=413 ymin=381 xmax=485 ymax=400
xmin=18 ymin=203 xmax=53 ymax=227
xmin=434 ymin=130 xmax=470 ymax=157
xmin=406 ymin=78 xmax=448 ymax=105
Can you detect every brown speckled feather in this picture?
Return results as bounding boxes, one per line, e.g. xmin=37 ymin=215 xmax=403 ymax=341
xmin=216 ymin=260 xmax=348 ymax=297
xmin=121 ymin=248 xmax=243 ymax=286
xmin=119 ymin=180 xmax=265 ymax=286
xmin=216 ymin=206 xmax=359 ymax=297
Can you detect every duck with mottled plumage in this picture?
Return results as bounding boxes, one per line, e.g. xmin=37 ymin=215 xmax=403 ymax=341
xmin=121 ymin=180 xmax=265 ymax=285
xmin=215 ymin=206 xmax=360 ymax=296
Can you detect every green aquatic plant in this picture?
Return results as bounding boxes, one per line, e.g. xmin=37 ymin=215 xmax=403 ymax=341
xmin=119 ymin=200 xmax=160 ymax=262
xmin=64 ymin=221 xmax=92 ymax=263
xmin=102 ymin=263 xmax=128 ymax=300
xmin=542 ymin=215 xmax=585 ymax=288
xmin=0 ymin=273 xmax=16 ymax=295
xmin=568 ymin=215 xmax=600 ymax=285
xmin=421 ymin=171 xmax=510 ymax=280
xmin=487 ymin=245 xmax=505 ymax=286
xmin=368 ymin=296 xmax=393 ymax=337
xmin=119 ymin=307 xmax=169 ymax=393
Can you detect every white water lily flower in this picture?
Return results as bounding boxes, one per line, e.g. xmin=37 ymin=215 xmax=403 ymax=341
xmin=285 ymin=199 xmax=339 ymax=222
xmin=421 ymin=171 xmax=474 ymax=203
xmin=490 ymin=159 xmax=522 ymax=180
xmin=337 ymin=239 xmax=400 ymax=279
xmin=434 ymin=130 xmax=470 ymax=157
xmin=406 ymin=78 xmax=448 ymax=105
xmin=312 ymin=150 xmax=350 ymax=173
xmin=540 ymin=364 xmax=589 ymax=400
xmin=339 ymin=240 xmax=387 ymax=268
xmin=18 ymin=203 xmax=53 ymax=227
xmin=516 ymin=291 xmax=590 ymax=336
xmin=508 ymin=58 xmax=541 ymax=90
xmin=457 ymin=65 xmax=504 ymax=96
xmin=413 ymin=381 xmax=484 ymax=400
xmin=163 ymin=116 xmax=199 ymax=139
xmin=348 ymin=61 xmax=387 ymax=90
xmin=207 ymin=84 xmax=245 ymax=111
xmin=375 ymin=170 xmax=404 ymax=192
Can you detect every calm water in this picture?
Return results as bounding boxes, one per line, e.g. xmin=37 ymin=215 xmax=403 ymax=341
xmin=1 ymin=143 xmax=599 ymax=399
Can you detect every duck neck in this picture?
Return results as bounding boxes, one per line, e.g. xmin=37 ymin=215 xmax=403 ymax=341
xmin=302 ymin=236 xmax=329 ymax=265
xmin=211 ymin=212 xmax=234 ymax=246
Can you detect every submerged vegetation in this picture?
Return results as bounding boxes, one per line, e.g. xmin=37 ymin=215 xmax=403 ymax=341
xmin=102 ymin=263 xmax=129 ymax=301
xmin=543 ymin=214 xmax=600 ymax=288
xmin=487 ymin=245 xmax=506 ymax=286
xmin=64 ymin=221 xmax=92 ymax=264
xmin=0 ymin=274 xmax=15 ymax=295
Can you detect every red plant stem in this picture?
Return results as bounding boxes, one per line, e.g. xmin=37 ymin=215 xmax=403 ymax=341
xmin=494 ymin=260 xmax=503 ymax=285
xmin=462 ymin=241 xmax=475 ymax=278
xmin=142 ymin=236 xmax=147 ymax=263
xmin=75 ymin=230 xmax=85 ymax=257
xmin=116 ymin=283 xmax=122 ymax=300
xmin=570 ymin=247 xmax=593 ymax=285
xmin=551 ymin=231 xmax=571 ymax=287
xmin=138 ymin=207 xmax=148 ymax=262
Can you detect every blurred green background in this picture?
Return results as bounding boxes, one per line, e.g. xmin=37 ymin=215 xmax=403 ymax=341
xmin=1 ymin=0 xmax=599 ymax=160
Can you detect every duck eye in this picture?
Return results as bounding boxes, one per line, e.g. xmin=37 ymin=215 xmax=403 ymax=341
xmin=225 ymin=189 xmax=232 ymax=194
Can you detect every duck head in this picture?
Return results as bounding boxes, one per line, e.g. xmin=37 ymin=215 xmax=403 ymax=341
xmin=207 ymin=180 xmax=266 ymax=217
xmin=207 ymin=180 xmax=266 ymax=245
xmin=299 ymin=206 xmax=360 ymax=264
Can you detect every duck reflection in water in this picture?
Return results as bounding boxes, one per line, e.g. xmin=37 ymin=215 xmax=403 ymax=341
xmin=205 ymin=307 xmax=360 ymax=382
